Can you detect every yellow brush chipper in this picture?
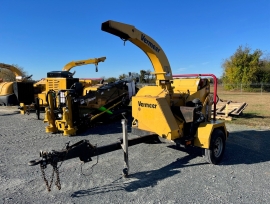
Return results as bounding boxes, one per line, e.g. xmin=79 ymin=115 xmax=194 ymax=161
xmin=19 ymin=57 xmax=106 ymax=119
xmin=0 ymin=63 xmax=34 ymax=106
xmin=28 ymin=20 xmax=228 ymax=191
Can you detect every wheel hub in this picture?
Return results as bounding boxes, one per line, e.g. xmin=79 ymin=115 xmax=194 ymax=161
xmin=213 ymin=137 xmax=223 ymax=157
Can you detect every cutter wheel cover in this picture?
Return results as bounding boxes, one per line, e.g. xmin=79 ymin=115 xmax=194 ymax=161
xmin=0 ymin=63 xmax=23 ymax=78
xmin=0 ymin=63 xmax=26 ymax=105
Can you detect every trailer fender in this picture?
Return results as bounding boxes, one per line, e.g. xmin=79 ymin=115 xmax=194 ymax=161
xmin=194 ymin=121 xmax=228 ymax=149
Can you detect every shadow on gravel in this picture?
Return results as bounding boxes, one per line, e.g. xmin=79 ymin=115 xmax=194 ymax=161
xmin=70 ymin=129 xmax=270 ymax=197
xmin=71 ymin=154 xmax=207 ymax=197
xmin=75 ymin=115 xmax=134 ymax=136
xmin=124 ymin=154 xmax=207 ymax=192
xmin=0 ymin=112 xmax=19 ymax=116
xmin=221 ymin=129 xmax=270 ymax=165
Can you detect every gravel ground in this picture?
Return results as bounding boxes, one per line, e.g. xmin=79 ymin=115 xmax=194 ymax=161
xmin=0 ymin=108 xmax=270 ymax=204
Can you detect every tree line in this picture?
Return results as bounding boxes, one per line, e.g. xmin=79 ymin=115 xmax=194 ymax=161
xmin=221 ymin=46 xmax=270 ymax=90
xmin=2 ymin=45 xmax=269 ymax=92
xmin=104 ymin=70 xmax=156 ymax=84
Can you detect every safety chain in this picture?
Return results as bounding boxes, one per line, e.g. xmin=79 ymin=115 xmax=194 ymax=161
xmin=40 ymin=162 xmax=61 ymax=192
xmin=80 ymin=144 xmax=98 ymax=177
xmin=53 ymin=162 xmax=61 ymax=190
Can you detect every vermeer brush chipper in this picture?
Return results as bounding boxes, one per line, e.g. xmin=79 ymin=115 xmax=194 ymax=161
xmin=0 ymin=63 xmax=34 ymax=106
xmin=28 ymin=20 xmax=229 ymax=191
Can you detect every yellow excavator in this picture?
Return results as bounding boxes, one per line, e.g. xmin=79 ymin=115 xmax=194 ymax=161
xmin=0 ymin=63 xmax=34 ymax=106
xmin=29 ymin=20 xmax=228 ymax=191
xmin=19 ymin=57 xmax=106 ymax=118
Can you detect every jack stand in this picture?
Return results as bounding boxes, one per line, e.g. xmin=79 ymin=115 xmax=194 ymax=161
xmin=121 ymin=119 xmax=129 ymax=177
xmin=19 ymin=103 xmax=26 ymax=115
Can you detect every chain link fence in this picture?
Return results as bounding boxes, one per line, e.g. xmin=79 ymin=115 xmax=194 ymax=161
xmin=220 ymin=83 xmax=270 ymax=94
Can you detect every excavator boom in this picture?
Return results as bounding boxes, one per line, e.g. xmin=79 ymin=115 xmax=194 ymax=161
xmin=101 ymin=20 xmax=172 ymax=81
xmin=62 ymin=57 xmax=106 ymax=72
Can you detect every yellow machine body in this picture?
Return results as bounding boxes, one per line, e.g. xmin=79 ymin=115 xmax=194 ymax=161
xmin=131 ymin=78 xmax=212 ymax=140
xmin=44 ymin=91 xmax=77 ymax=136
xmin=44 ymin=79 xmax=133 ymax=136
xmin=44 ymin=90 xmax=58 ymax=134
xmin=0 ymin=82 xmax=14 ymax=96
xmin=35 ymin=77 xmax=78 ymax=107
xmin=32 ymin=57 xmax=106 ymax=108
xmin=194 ymin=121 xmax=227 ymax=149
xmin=131 ymin=79 xmax=227 ymax=147
xmin=0 ymin=63 xmax=34 ymax=108
xmin=132 ymin=94 xmax=181 ymax=140
xmin=0 ymin=63 xmax=24 ymax=98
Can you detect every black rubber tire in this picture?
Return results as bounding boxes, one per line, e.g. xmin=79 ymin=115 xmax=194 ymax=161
xmin=204 ymin=129 xmax=226 ymax=165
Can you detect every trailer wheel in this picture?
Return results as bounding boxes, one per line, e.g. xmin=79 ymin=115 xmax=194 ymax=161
xmin=204 ymin=129 xmax=225 ymax=164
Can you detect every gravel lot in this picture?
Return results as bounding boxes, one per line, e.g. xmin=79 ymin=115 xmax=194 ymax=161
xmin=0 ymin=108 xmax=270 ymax=204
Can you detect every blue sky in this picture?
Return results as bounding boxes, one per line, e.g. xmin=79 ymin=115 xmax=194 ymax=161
xmin=1 ymin=0 xmax=269 ymax=80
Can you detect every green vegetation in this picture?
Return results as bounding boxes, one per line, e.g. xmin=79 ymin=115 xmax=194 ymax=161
xmin=221 ymin=46 xmax=270 ymax=91
xmin=104 ymin=70 xmax=154 ymax=83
